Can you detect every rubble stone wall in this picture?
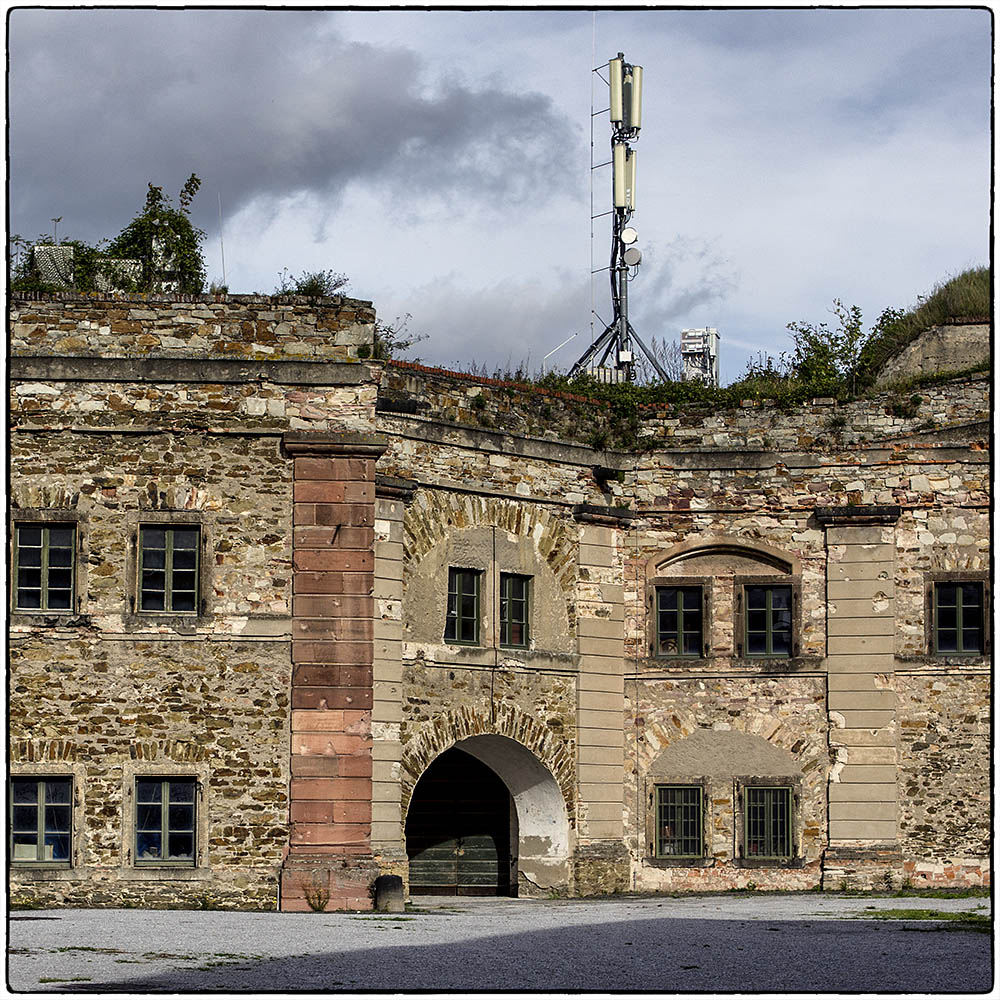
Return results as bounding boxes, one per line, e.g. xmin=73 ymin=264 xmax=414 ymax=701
xmin=9 ymin=636 xmax=289 ymax=910
xmin=10 ymin=292 xmax=375 ymax=362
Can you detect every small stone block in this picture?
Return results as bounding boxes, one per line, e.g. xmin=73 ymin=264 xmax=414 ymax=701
xmin=374 ymin=874 xmax=404 ymax=913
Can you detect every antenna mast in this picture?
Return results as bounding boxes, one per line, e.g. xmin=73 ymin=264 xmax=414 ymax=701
xmin=570 ymin=52 xmax=668 ymax=383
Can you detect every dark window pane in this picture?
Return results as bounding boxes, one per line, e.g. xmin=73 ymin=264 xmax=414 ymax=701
xmin=682 ymin=589 xmax=700 ymax=611
xmin=48 ymin=527 xmax=74 ymax=548
xmin=16 ymin=588 xmax=42 ymax=609
xmin=460 ymin=617 xmax=476 ymax=643
xmin=136 ymin=831 xmax=162 ymax=860
xmin=962 ymin=628 xmax=982 ymax=653
xmin=747 ymin=632 xmax=767 ymax=655
xmin=18 ymin=526 xmax=42 ymax=546
xmin=770 ymin=588 xmax=791 ymax=609
xmin=18 ymin=548 xmax=42 ymax=567
xmin=659 ymin=610 xmax=677 ymax=635
xmin=136 ymin=804 xmax=162 ymax=830
xmin=169 ymin=781 xmax=196 ymax=803
xmin=172 ymin=548 xmax=197 ymax=570
xmin=747 ymin=610 xmax=766 ymax=632
xmin=43 ymin=833 xmax=71 ymax=861
xmin=140 ymin=590 xmax=165 ymax=612
xmin=746 ymin=587 xmax=766 ymax=609
xmin=136 ymin=780 xmax=162 ymax=802
xmin=460 ymin=595 xmax=476 ymax=620
xmin=48 ymin=547 xmax=73 ymax=567
xmin=44 ymin=805 xmax=71 ymax=832
xmin=143 ymin=548 xmax=166 ymax=569
xmin=171 ymin=593 xmax=196 ymax=612
xmin=682 ymin=633 xmax=701 ymax=656
xmin=658 ymin=589 xmax=678 ymax=611
xmin=172 ymin=529 xmax=199 ymax=550
xmin=45 ymin=780 xmax=71 ymax=803
xmin=937 ymin=606 xmax=957 ymax=630
xmin=12 ymin=781 xmax=38 ymax=805
xmin=172 ymin=570 xmax=196 ymax=591
xmin=142 ymin=527 xmax=165 ymax=548
xmin=47 ymin=590 xmax=72 ymax=610
xmin=961 ymin=583 xmax=982 ymax=606
xmin=167 ymin=832 xmax=194 ymax=860
xmin=12 ymin=805 xmax=38 ymax=830
xmin=937 ymin=629 xmax=958 ymax=652
xmin=771 ymin=630 xmax=791 ymax=655
xmin=509 ymin=623 xmax=524 ymax=646
xmin=169 ymin=804 xmax=194 ymax=830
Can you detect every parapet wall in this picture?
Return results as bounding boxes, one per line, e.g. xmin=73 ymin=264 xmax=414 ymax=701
xmin=10 ymin=292 xmax=375 ymax=362
xmin=381 ymin=361 xmax=612 ymax=444
xmin=638 ymin=376 xmax=989 ymax=450
xmin=380 ymin=361 xmax=988 ymax=453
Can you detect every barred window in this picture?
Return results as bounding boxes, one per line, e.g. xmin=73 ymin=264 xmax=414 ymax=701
xmin=14 ymin=523 xmax=75 ymax=612
xmin=444 ymin=568 xmax=481 ymax=645
xmin=10 ymin=777 xmax=72 ymax=864
xmin=744 ymin=785 xmax=792 ymax=859
xmin=655 ymin=785 xmax=703 ymax=858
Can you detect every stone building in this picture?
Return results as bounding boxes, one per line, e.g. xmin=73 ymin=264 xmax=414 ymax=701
xmin=8 ymin=292 xmax=990 ymax=909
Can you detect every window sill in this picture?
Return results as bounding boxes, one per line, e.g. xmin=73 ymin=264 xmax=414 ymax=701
xmin=647 ymin=856 xmax=713 ymax=868
xmin=736 ymin=857 xmax=804 ymax=869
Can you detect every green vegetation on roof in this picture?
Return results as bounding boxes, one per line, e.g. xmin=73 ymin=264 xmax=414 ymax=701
xmin=858 ymin=266 xmax=990 ymax=379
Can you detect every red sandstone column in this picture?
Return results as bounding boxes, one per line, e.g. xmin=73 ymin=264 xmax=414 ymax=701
xmin=280 ymin=432 xmax=386 ymax=911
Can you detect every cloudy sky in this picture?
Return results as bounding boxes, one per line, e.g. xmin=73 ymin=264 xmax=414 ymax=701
xmin=8 ymin=7 xmax=991 ymax=382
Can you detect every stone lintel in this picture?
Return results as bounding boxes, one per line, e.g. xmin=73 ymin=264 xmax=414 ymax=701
xmin=815 ymin=505 xmax=901 ymax=527
xmin=573 ymin=503 xmax=633 ymax=527
xmin=283 ymin=431 xmax=388 ymax=458
xmin=375 ymin=474 xmax=418 ymax=502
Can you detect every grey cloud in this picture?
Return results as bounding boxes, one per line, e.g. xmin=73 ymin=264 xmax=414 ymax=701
xmin=9 ymin=9 xmax=582 ymax=243
xmin=629 ymin=240 xmax=738 ymax=338
xmin=388 ymin=271 xmax=592 ymax=375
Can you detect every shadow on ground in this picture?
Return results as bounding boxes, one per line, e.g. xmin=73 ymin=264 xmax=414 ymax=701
xmin=48 ymin=916 xmax=992 ymax=994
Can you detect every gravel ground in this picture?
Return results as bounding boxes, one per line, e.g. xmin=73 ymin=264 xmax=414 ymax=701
xmin=8 ymin=893 xmax=992 ymax=993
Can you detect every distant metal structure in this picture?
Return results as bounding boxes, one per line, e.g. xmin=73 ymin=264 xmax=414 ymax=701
xmin=570 ymin=52 xmax=668 ymax=383
xmin=680 ymin=327 xmax=721 ymax=387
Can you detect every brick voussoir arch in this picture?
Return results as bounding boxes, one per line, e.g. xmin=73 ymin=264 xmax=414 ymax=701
xmin=400 ymin=704 xmax=577 ymax=823
xmin=402 ymin=490 xmax=576 ymax=597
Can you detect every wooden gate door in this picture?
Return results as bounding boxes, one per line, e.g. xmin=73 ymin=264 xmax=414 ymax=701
xmin=406 ymin=748 xmax=512 ymax=895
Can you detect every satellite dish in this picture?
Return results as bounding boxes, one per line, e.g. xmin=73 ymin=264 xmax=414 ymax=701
xmin=621 ymin=227 xmax=638 ymax=245
xmin=623 ymin=246 xmax=642 ymax=266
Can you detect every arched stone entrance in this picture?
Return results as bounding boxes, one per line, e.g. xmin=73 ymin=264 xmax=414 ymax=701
xmin=404 ymin=733 xmax=572 ymax=897
xmin=406 ymin=747 xmax=515 ymax=895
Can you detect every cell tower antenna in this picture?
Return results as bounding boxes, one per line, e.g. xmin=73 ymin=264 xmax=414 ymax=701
xmin=570 ymin=52 xmax=668 ymax=383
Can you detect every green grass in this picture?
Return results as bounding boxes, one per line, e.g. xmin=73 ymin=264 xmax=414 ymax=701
xmin=860 ymin=908 xmax=992 ymax=933
xmin=859 ymin=266 xmax=990 ymax=378
xmin=39 ymin=977 xmax=93 ymax=984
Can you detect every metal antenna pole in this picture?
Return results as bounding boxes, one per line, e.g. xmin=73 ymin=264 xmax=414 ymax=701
xmin=570 ymin=51 xmax=668 ymax=384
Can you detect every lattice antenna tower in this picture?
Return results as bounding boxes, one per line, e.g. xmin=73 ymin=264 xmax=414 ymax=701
xmin=570 ymin=53 xmax=668 ymax=382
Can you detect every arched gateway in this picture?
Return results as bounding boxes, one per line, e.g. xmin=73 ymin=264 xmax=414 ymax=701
xmin=404 ymin=734 xmax=572 ymax=897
